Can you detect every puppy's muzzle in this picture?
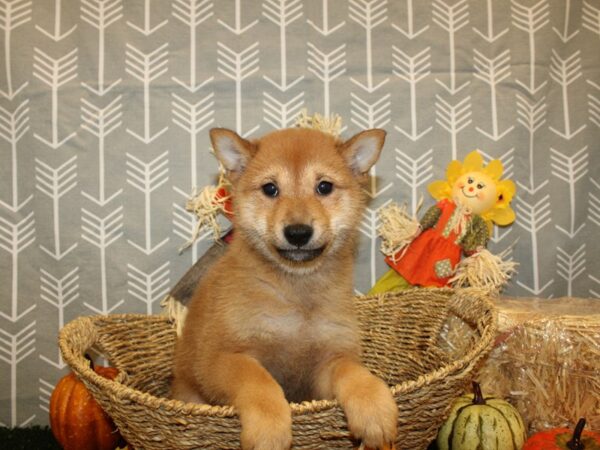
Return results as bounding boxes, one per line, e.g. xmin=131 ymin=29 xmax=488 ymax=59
xmin=278 ymin=224 xmax=324 ymax=262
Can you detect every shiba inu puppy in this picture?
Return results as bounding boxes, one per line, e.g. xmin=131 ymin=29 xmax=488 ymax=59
xmin=172 ymin=127 xmax=398 ymax=450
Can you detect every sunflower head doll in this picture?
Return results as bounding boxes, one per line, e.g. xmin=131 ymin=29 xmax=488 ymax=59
xmin=371 ymin=150 xmax=517 ymax=294
xmin=428 ymin=150 xmax=516 ymax=233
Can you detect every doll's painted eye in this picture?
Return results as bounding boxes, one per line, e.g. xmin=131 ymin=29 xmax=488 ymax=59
xmin=477 ymin=183 xmax=485 ymax=189
xmin=467 ymin=177 xmax=474 ymax=184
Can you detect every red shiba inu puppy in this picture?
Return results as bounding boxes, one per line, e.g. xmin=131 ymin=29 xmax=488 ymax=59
xmin=172 ymin=127 xmax=398 ymax=450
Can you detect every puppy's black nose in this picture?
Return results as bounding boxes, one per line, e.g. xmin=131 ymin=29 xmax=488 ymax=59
xmin=284 ymin=224 xmax=313 ymax=247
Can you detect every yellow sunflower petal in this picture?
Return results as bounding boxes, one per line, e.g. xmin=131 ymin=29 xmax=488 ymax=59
xmin=490 ymin=206 xmax=516 ymax=226
xmin=428 ymin=180 xmax=452 ymax=200
xmin=484 ymin=159 xmax=504 ymax=181
xmin=446 ymin=160 xmax=463 ymax=184
xmin=463 ymin=151 xmax=484 ymax=172
xmin=497 ymin=179 xmax=516 ymax=205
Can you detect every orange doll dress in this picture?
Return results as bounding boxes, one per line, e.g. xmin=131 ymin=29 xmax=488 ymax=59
xmin=385 ymin=199 xmax=482 ymax=287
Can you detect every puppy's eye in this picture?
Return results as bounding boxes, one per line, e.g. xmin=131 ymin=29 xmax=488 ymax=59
xmin=316 ymin=181 xmax=334 ymax=196
xmin=261 ymin=182 xmax=279 ymax=198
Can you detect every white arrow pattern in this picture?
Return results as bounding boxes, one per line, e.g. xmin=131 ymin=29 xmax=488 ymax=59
xmin=219 ymin=0 xmax=257 ymax=35
xmin=590 ymin=81 xmax=600 ymax=128
xmin=549 ymin=50 xmax=586 ymax=139
xmin=0 ymin=0 xmax=31 ymax=100
xmin=582 ymin=0 xmax=600 ymax=37
xmin=172 ymin=92 xmax=215 ymax=190
xmin=516 ymin=95 xmax=548 ymax=195
xmin=126 ymin=151 xmax=170 ymax=254
xmin=0 ymin=212 xmax=36 ymax=322
xmin=307 ymin=42 xmax=346 ymax=117
xmin=393 ymin=0 xmax=429 ymax=39
xmin=81 ymin=95 xmax=123 ymax=205
xmin=32 ymin=47 xmax=78 ymax=149
xmin=473 ymin=49 xmax=514 ymax=141
xmin=218 ymin=41 xmax=260 ymax=136
xmin=590 ymin=178 xmax=600 ymax=228
xmin=81 ymin=207 xmax=125 ymax=314
xmin=81 ymin=0 xmax=123 ymax=96
xmin=0 ymin=321 xmax=36 ymax=427
xmin=127 ymin=262 xmax=170 ymax=314
xmin=349 ymin=0 xmax=389 ymax=93
xmin=263 ymin=0 xmax=304 ymax=91
xmin=263 ymin=91 xmax=305 ymax=129
xmin=395 ymin=148 xmax=433 ymax=216
xmin=307 ymin=0 xmax=345 ymax=36
xmin=39 ymin=267 xmax=79 ymax=369
xmin=435 ymin=95 xmax=472 ymax=160
xmin=472 ymin=0 xmax=508 ymax=42
xmin=551 ymin=146 xmax=588 ymax=238
xmin=36 ymin=156 xmax=78 ymax=259
xmin=127 ymin=0 xmax=168 ymax=35
xmin=511 ymin=0 xmax=550 ymax=95
xmin=393 ymin=46 xmax=432 ymax=141
xmin=172 ymin=0 xmax=214 ymax=92
xmin=557 ymin=244 xmax=586 ymax=296
xmin=126 ymin=43 xmax=169 ymax=143
xmin=0 ymin=100 xmax=31 ymax=212
xmin=516 ymin=195 xmax=554 ymax=295
xmin=36 ymin=0 xmax=76 ymax=41
xmin=433 ymin=0 xmax=470 ymax=95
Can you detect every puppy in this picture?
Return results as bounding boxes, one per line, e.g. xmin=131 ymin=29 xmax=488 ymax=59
xmin=172 ymin=127 xmax=398 ymax=450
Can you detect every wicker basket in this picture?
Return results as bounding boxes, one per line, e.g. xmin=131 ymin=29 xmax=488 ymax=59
xmin=59 ymin=288 xmax=496 ymax=449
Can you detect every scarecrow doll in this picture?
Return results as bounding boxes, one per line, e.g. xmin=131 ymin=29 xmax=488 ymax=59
xmin=370 ymin=150 xmax=517 ymax=294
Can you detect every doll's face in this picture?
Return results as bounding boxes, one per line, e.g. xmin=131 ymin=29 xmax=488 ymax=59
xmin=452 ymin=171 xmax=497 ymax=215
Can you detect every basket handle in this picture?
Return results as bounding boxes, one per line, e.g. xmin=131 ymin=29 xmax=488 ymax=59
xmin=447 ymin=288 xmax=497 ymax=331
xmin=58 ymin=316 xmax=123 ymax=386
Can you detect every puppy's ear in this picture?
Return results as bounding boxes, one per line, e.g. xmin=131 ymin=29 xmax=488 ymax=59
xmin=339 ymin=129 xmax=386 ymax=175
xmin=209 ymin=128 xmax=257 ymax=174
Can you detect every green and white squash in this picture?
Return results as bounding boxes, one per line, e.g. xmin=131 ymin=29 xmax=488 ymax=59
xmin=437 ymin=381 xmax=527 ymax=450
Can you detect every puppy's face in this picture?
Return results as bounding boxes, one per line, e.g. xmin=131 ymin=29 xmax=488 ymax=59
xmin=210 ymin=127 xmax=385 ymax=273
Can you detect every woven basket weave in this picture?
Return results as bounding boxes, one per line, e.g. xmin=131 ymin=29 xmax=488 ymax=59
xmin=59 ymin=288 xmax=496 ymax=449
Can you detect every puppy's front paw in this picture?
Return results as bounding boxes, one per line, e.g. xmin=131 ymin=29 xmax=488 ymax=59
xmin=343 ymin=375 xmax=397 ymax=449
xmin=239 ymin=396 xmax=292 ymax=450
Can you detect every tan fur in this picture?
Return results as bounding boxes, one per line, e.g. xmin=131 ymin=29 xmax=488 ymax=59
xmin=172 ymin=127 xmax=398 ymax=450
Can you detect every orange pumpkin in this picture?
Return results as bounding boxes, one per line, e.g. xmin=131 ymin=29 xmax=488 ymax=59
xmin=524 ymin=418 xmax=600 ymax=450
xmin=50 ymin=356 xmax=123 ymax=450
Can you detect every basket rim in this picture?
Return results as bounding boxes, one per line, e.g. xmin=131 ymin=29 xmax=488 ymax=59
xmin=58 ymin=289 xmax=497 ymax=419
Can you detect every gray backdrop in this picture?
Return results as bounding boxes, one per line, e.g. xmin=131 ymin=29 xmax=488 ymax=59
xmin=1 ymin=0 xmax=599 ymax=427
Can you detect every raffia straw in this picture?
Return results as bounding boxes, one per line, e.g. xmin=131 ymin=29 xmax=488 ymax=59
xmin=295 ymin=109 xmax=343 ymax=138
xmin=447 ymin=201 xmax=471 ymax=240
xmin=378 ymin=203 xmax=421 ymax=263
xmin=180 ymin=171 xmax=231 ymax=252
xmin=159 ymin=295 xmax=188 ymax=336
xmin=450 ymin=247 xmax=517 ymax=293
